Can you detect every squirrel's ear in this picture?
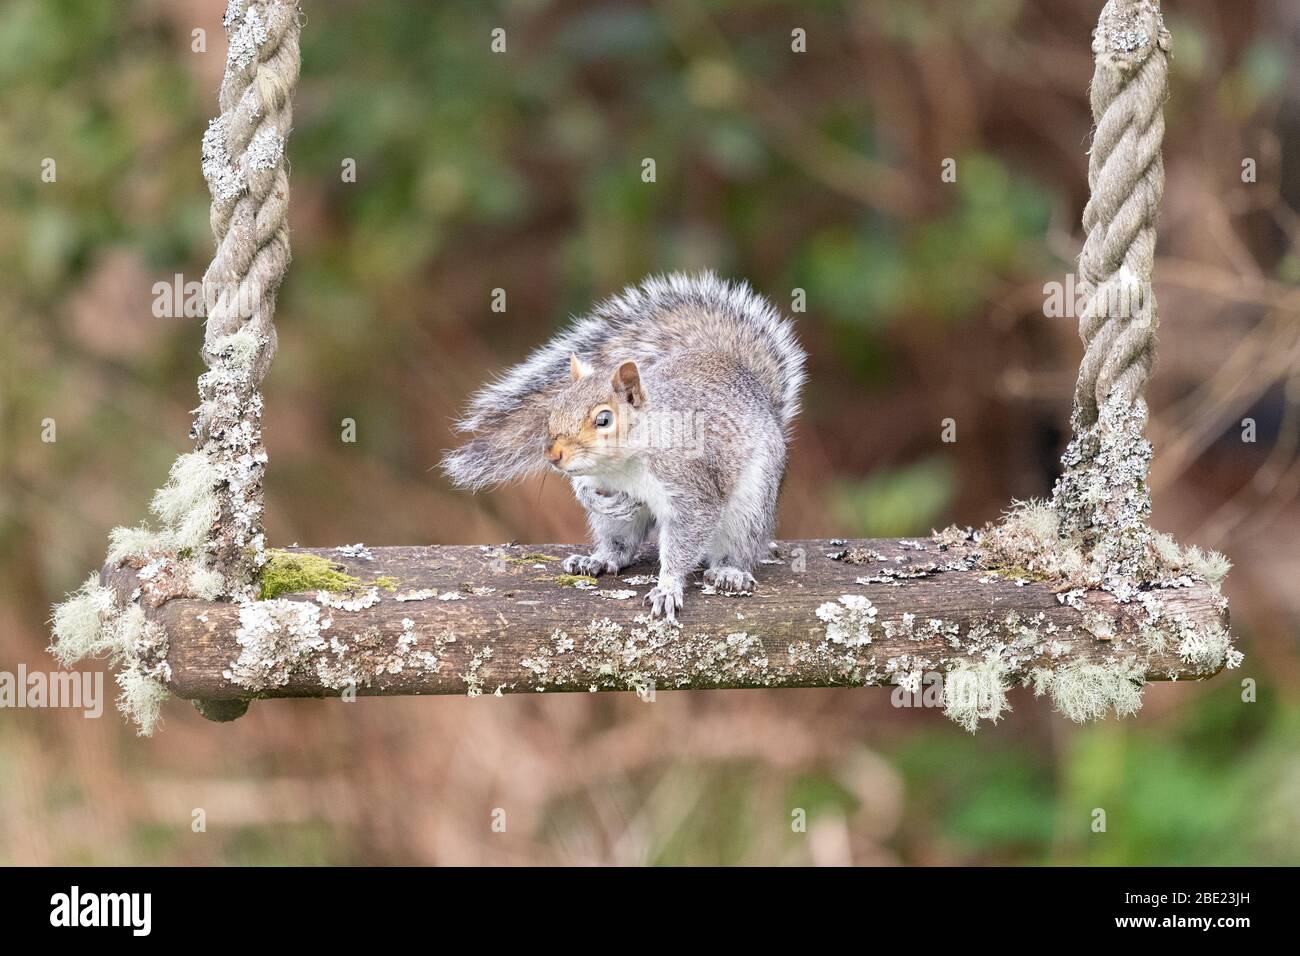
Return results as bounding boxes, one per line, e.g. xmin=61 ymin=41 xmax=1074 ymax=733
xmin=569 ymin=353 xmax=593 ymax=381
xmin=612 ymin=361 xmax=645 ymax=407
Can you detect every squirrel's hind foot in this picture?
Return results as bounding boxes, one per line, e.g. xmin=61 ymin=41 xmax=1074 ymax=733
xmin=563 ymin=553 xmax=621 ymax=577
xmin=704 ymin=566 xmax=757 ymax=594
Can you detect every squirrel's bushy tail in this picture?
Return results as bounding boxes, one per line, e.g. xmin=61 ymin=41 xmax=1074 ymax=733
xmin=442 ymin=272 xmax=806 ymax=490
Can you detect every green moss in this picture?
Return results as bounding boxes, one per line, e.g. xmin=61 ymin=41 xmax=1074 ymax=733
xmin=258 ymin=551 xmax=365 ymax=600
xmin=372 ymin=575 xmax=400 ymax=591
xmin=504 ymin=552 xmax=560 ymax=565
xmin=555 ymin=574 xmax=598 ymax=587
xmin=982 ymin=563 xmax=1054 ymax=583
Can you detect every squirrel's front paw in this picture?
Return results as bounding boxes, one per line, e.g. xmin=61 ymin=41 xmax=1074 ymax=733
xmin=563 ymin=554 xmax=619 ymax=577
xmin=645 ymin=580 xmax=685 ymax=622
xmin=704 ymin=566 xmax=757 ymax=594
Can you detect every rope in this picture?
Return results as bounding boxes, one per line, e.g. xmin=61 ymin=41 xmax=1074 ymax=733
xmin=1052 ymin=0 xmax=1170 ymax=583
xmin=194 ymin=0 xmax=301 ymax=594
xmin=1073 ymin=0 xmax=1169 ymax=426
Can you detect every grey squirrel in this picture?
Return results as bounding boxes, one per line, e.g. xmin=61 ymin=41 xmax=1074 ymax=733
xmin=442 ymin=272 xmax=806 ymax=621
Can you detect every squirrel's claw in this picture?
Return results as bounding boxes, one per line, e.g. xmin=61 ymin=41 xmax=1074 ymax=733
xmin=645 ymin=580 xmax=684 ymax=622
xmin=564 ymin=553 xmax=619 ymax=577
xmin=704 ymin=566 xmax=756 ymax=594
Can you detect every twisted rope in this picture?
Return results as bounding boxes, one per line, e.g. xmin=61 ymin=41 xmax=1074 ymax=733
xmin=1052 ymin=0 xmax=1170 ymax=585
xmin=1073 ymin=0 xmax=1169 ymax=425
xmin=194 ymin=0 xmax=301 ymax=594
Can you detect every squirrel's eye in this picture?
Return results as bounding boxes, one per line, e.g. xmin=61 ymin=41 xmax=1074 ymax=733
xmin=594 ymin=410 xmax=613 ymax=429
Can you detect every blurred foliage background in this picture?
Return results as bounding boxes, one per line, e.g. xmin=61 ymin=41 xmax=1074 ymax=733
xmin=1 ymin=0 xmax=1298 ymax=865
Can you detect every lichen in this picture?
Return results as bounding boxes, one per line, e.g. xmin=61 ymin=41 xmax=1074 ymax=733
xmin=815 ymin=594 xmax=878 ymax=647
xmin=334 ymin=543 xmax=374 ymax=561
xmin=462 ymin=645 xmax=494 ymax=697
xmin=208 ymin=328 xmax=260 ymax=374
xmin=224 ymin=1 xmax=269 ymax=71
xmin=103 ymin=453 xmax=222 ymax=571
xmin=316 ymin=587 xmax=380 ymax=611
xmin=227 ymin=598 xmax=327 ymax=691
xmin=1030 ymin=660 xmax=1145 ymax=722
xmin=974 ymin=497 xmax=1236 ymax=649
xmin=977 ymin=500 xmax=1090 ymax=586
xmin=1179 ymin=544 xmax=1232 ymax=584
xmin=116 ymin=668 xmax=170 ymax=737
xmin=943 ymin=655 xmax=1012 ymax=733
xmin=518 ymin=614 xmax=786 ymax=695
xmin=189 ymin=565 xmax=225 ymax=601
xmin=49 ymin=574 xmax=118 ymax=666
xmin=555 ymin=574 xmax=598 ymax=588
xmin=1174 ymin=623 xmax=1238 ymax=673
xmin=48 ymin=576 xmax=172 ymax=735
xmin=150 ymin=452 xmax=222 ymax=556
xmin=928 ymin=488 xmax=1239 ymax=730
xmin=107 ymin=525 xmax=165 ymax=564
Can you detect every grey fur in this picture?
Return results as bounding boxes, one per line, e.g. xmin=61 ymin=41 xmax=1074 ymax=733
xmin=442 ymin=272 xmax=806 ymax=620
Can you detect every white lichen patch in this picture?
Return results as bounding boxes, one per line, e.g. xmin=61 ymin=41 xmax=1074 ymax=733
xmin=858 ymin=560 xmax=944 ymax=587
xmin=334 ymin=543 xmax=375 ymax=561
xmin=786 ymin=624 xmax=882 ymax=686
xmin=462 ymin=645 xmax=494 ymax=698
xmin=395 ymin=589 xmax=437 ymax=602
xmin=699 ymin=632 xmax=769 ymax=680
xmin=519 ymin=614 xmax=779 ymax=695
xmin=880 ymin=613 xmax=918 ymax=641
xmin=225 ymin=1 xmax=269 ymax=70
xmin=1082 ymin=611 xmax=1117 ymax=642
xmin=208 ymin=328 xmax=261 ymax=375
xmin=894 ymin=668 xmax=923 ymax=696
xmin=520 ymin=653 xmax=551 ymax=681
xmin=228 ymin=599 xmax=326 ymax=691
xmin=315 ymin=623 xmax=447 ymax=689
xmin=245 ymin=127 xmax=284 ymax=172
xmin=316 ymin=587 xmax=380 ymax=611
xmin=224 ymin=597 xmax=451 ymax=695
xmin=599 ymin=589 xmax=638 ymax=600
xmin=201 ymin=114 xmax=244 ymax=204
xmin=816 ymin=594 xmax=878 ymax=648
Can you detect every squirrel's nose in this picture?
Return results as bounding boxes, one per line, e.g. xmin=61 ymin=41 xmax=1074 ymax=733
xmin=545 ymin=443 xmax=564 ymax=465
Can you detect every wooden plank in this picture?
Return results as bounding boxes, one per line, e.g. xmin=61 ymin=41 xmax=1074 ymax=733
xmin=102 ymin=538 xmax=1229 ymax=702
